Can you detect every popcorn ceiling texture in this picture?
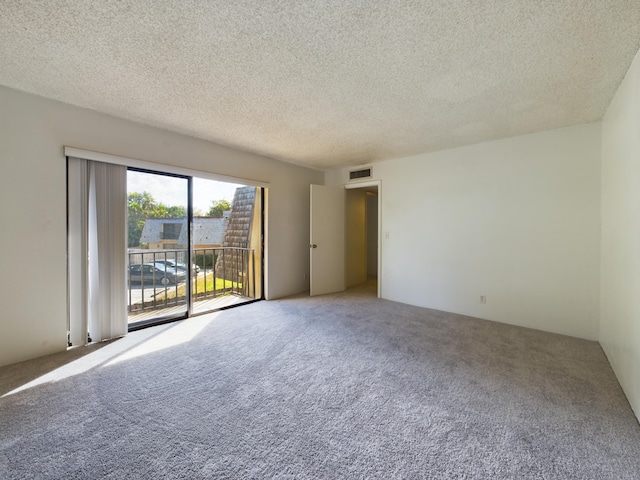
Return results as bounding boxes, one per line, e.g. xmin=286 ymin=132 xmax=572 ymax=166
xmin=0 ymin=1 xmax=639 ymax=169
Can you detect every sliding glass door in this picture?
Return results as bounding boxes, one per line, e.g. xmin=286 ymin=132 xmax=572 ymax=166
xmin=127 ymin=169 xmax=189 ymax=325
xmin=126 ymin=169 xmax=262 ymax=327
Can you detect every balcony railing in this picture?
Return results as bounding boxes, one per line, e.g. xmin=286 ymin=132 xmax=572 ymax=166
xmin=127 ymin=247 xmax=256 ymax=315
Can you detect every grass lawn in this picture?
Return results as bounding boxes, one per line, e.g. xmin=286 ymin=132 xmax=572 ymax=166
xmin=155 ymin=273 xmax=240 ymax=300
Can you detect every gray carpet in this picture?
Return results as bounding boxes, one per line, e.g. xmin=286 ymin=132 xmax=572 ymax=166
xmin=1 ymin=281 xmax=639 ymax=479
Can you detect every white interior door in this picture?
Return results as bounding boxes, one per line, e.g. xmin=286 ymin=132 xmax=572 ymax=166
xmin=310 ymin=184 xmax=345 ymax=296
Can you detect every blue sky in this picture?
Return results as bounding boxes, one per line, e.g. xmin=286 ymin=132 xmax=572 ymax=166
xmin=127 ymin=170 xmax=243 ymax=215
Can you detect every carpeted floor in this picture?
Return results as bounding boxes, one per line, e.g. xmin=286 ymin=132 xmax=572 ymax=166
xmin=1 ymin=281 xmax=639 ymax=479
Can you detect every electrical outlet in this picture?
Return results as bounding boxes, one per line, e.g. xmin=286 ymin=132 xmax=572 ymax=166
xmin=480 ymin=295 xmax=487 ymax=304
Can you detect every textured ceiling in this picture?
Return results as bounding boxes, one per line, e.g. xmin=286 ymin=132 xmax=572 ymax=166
xmin=1 ymin=1 xmax=639 ymax=170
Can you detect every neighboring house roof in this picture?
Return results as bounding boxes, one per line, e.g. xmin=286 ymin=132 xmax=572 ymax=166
xmin=139 ymin=218 xmax=182 ymax=244
xmin=139 ymin=215 xmax=229 ymax=246
xmin=221 ymin=187 xmax=256 ymax=249
xmin=193 ymin=216 xmax=228 ymax=246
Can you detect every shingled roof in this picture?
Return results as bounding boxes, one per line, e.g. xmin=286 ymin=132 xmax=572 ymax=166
xmin=193 ymin=215 xmax=228 ymax=246
xmin=139 ymin=215 xmax=229 ymax=247
xmin=217 ymin=187 xmax=257 ymax=279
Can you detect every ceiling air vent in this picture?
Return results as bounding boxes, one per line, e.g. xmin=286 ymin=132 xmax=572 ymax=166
xmin=348 ymin=167 xmax=372 ymax=181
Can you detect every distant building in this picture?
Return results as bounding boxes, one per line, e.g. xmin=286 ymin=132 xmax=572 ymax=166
xmin=139 ymin=212 xmax=230 ymax=249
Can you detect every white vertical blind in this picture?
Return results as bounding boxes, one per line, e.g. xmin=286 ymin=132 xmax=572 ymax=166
xmin=68 ymin=157 xmax=127 ymax=345
xmin=67 ymin=159 xmax=89 ymax=347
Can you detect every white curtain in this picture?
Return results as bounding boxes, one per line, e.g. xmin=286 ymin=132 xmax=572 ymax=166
xmin=68 ymin=157 xmax=127 ymax=346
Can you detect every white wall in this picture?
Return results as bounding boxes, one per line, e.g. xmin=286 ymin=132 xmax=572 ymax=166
xmin=601 ymin=48 xmax=640 ymax=420
xmin=0 ymin=86 xmax=322 ymax=367
xmin=329 ymin=123 xmax=602 ymax=340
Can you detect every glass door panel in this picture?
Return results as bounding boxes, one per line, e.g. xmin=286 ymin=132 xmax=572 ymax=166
xmin=127 ymin=169 xmax=189 ymax=325
xmin=191 ymin=178 xmax=262 ymax=315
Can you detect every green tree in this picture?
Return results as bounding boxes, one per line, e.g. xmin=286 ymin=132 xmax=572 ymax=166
xmin=128 ymin=192 xmax=155 ymax=248
xmin=207 ymin=199 xmax=231 ymax=218
xmin=127 ymin=192 xmax=186 ymax=247
xmin=165 ymin=205 xmax=187 ymax=217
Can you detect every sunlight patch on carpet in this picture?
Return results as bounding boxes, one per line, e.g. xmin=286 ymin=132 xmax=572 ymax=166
xmin=105 ymin=314 xmax=217 ymax=366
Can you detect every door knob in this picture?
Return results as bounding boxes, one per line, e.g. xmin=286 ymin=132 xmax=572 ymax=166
xmin=311 ymin=244 xmax=317 ymax=248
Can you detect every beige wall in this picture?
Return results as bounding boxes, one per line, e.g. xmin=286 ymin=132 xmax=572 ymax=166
xmin=0 ymin=86 xmax=322 ymax=367
xmin=249 ymin=189 xmax=263 ymax=299
xmin=345 ymin=189 xmax=367 ymax=287
xmin=366 ymin=193 xmax=378 ymax=277
xmin=600 ymin=47 xmax=640 ymax=421
xmin=328 ymin=123 xmax=602 ymax=340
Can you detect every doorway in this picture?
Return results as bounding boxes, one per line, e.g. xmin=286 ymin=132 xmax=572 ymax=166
xmin=345 ymin=184 xmax=379 ymax=296
xmin=309 ymin=180 xmax=381 ymax=298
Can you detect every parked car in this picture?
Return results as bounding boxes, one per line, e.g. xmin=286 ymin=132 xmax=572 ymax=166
xmin=128 ymin=263 xmax=186 ymax=285
xmin=154 ymin=259 xmax=200 ymax=275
